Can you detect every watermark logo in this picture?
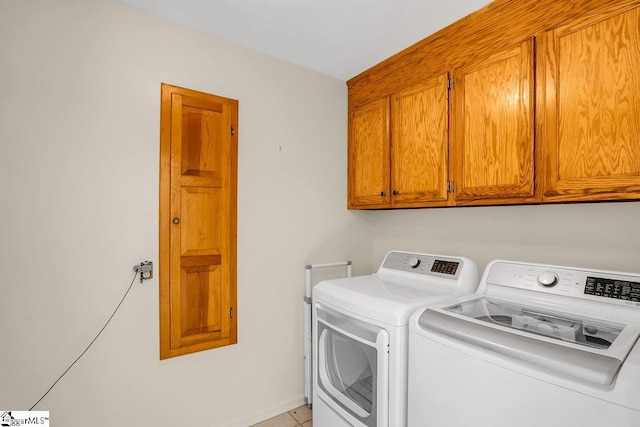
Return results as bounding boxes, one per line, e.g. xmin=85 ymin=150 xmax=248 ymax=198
xmin=0 ymin=411 xmax=49 ymax=426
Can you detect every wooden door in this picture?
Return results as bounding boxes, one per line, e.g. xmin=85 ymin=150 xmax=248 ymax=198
xmin=451 ymin=38 xmax=536 ymax=205
xmin=159 ymin=84 xmax=238 ymax=359
xmin=348 ymin=98 xmax=390 ymax=208
xmin=390 ymin=74 xmax=449 ymax=207
xmin=543 ymin=3 xmax=640 ymax=202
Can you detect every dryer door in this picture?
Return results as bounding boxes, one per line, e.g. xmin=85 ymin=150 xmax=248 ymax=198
xmin=316 ymin=303 xmax=389 ymax=427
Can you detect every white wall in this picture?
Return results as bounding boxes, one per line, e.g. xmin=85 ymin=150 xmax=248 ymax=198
xmin=0 ymin=1 xmax=372 ymax=426
xmin=369 ymin=202 xmax=640 ymax=275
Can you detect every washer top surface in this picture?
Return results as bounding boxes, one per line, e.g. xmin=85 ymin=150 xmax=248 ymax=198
xmin=313 ymin=251 xmax=478 ymax=326
xmin=412 ymin=259 xmax=640 ymax=387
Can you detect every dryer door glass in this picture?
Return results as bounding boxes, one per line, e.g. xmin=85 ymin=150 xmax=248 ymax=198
xmin=316 ymin=304 xmax=389 ymax=427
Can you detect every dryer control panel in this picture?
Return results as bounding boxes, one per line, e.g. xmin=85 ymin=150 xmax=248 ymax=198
xmin=486 ymin=261 xmax=640 ymax=308
xmin=381 ymin=251 xmax=462 ymax=279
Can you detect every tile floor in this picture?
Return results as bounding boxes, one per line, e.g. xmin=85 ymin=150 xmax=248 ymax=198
xmin=250 ymin=404 xmax=312 ymax=427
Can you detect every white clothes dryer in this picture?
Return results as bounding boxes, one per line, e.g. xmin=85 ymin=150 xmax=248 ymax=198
xmin=408 ymin=260 xmax=640 ymax=427
xmin=313 ymin=251 xmax=478 ymax=427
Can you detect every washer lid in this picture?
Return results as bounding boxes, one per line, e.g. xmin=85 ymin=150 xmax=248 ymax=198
xmin=446 ymin=297 xmax=625 ymax=350
xmin=313 ymin=274 xmax=464 ymax=326
xmin=418 ymin=296 xmax=640 ymax=386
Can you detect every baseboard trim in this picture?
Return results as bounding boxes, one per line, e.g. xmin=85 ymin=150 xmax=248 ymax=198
xmin=220 ymin=394 xmax=306 ymax=427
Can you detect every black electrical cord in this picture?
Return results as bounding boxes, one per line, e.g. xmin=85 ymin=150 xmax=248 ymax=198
xmin=29 ymin=271 xmax=139 ymax=410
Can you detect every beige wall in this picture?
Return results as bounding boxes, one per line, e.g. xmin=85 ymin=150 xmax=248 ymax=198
xmin=369 ymin=202 xmax=640 ymax=275
xmin=0 ymin=1 xmax=371 ymax=426
xmin=2 ymin=1 xmax=640 ymax=426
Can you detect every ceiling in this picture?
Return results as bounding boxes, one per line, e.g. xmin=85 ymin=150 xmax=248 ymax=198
xmin=113 ymin=0 xmax=493 ymax=81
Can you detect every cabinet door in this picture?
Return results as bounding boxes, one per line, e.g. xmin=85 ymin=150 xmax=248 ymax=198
xmin=391 ymin=74 xmax=449 ymax=206
xmin=543 ymin=4 xmax=640 ymax=202
xmin=451 ymin=38 xmax=536 ymax=204
xmin=159 ymin=84 xmax=238 ymax=359
xmin=348 ymin=98 xmax=390 ymax=208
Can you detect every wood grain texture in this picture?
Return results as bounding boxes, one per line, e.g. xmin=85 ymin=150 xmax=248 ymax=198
xmin=453 ymin=39 xmax=535 ymax=202
xmin=391 ymin=74 xmax=449 ymax=206
xmin=181 ymin=103 xmax=222 ymax=179
xmin=178 ymin=264 xmax=224 ymax=345
xmin=348 ymin=0 xmax=640 ymax=208
xmin=160 ymin=83 xmax=238 ymax=359
xmin=544 ymin=3 xmax=640 ymax=201
xmin=348 ymin=98 xmax=391 ymax=207
xmin=348 ymin=0 xmax=640 ymax=111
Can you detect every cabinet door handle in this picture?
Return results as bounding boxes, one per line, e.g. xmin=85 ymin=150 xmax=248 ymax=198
xmin=380 ymin=191 xmax=386 ymax=197
xmin=172 ymin=218 xmax=180 ymax=224
xmin=393 ymin=190 xmax=399 ymax=196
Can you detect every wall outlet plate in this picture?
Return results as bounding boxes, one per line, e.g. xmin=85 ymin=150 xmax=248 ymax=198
xmin=133 ymin=261 xmax=153 ymax=282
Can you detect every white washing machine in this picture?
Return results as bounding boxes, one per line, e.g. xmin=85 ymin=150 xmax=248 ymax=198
xmin=408 ymin=260 xmax=640 ymax=427
xmin=313 ymin=251 xmax=478 ymax=427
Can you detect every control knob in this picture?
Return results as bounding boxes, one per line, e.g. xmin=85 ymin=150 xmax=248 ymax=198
xmin=537 ymin=271 xmax=559 ymax=287
xmin=408 ymin=257 xmax=421 ymax=268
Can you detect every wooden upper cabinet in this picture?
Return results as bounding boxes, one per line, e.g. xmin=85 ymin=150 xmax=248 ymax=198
xmin=348 ymin=98 xmax=390 ymax=208
xmin=347 ymin=0 xmax=640 ymax=209
xmin=348 ymin=74 xmax=450 ymax=209
xmin=543 ymin=3 xmax=640 ymax=202
xmin=391 ymin=74 xmax=449 ymax=207
xmin=451 ymin=38 xmax=536 ymax=204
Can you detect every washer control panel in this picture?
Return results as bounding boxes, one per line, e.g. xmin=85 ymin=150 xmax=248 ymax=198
xmin=486 ymin=261 xmax=640 ymax=308
xmin=382 ymin=252 xmax=462 ymax=278
xmin=584 ymin=276 xmax=640 ymax=303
